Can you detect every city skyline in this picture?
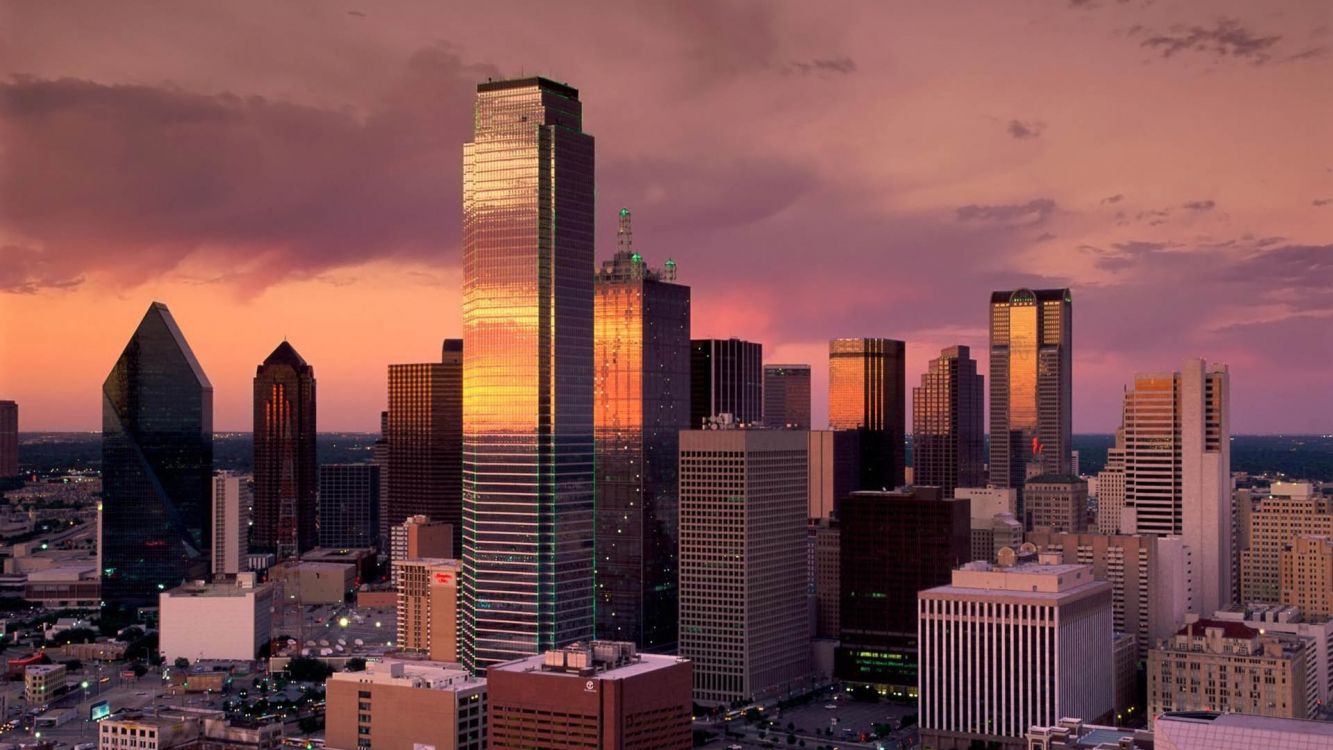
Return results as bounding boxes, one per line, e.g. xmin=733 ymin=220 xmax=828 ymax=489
xmin=1 ymin=1 xmax=1330 ymax=436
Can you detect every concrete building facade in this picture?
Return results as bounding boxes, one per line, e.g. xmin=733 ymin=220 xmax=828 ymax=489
xmin=325 ymin=660 xmax=485 ymax=750
xmin=394 ymin=557 xmax=459 ymax=662
xmin=159 ymin=575 xmax=275 ymax=662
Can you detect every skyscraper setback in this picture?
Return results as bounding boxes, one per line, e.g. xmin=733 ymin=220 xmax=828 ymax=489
xmin=690 ymin=338 xmax=762 ymax=426
xmin=461 ymin=77 xmax=596 ymax=671
xmin=988 ymin=289 xmax=1073 ymax=493
xmin=387 ymin=340 xmax=463 ymax=554
xmin=102 ymin=302 xmax=213 ymax=606
xmin=593 ymin=208 xmax=690 ymax=650
xmin=828 ymin=337 xmax=906 ymax=489
xmin=252 ymin=341 xmax=316 ymax=558
xmin=912 ymin=345 xmax=984 ymax=497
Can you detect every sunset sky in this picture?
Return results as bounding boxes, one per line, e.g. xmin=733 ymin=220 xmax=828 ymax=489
xmin=1 ymin=0 xmax=1330 ymax=433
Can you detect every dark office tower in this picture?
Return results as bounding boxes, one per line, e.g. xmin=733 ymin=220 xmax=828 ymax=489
xmin=0 ymin=401 xmax=16 ymax=478
xmin=689 ymin=338 xmax=762 ymax=427
xmin=988 ymin=289 xmax=1073 ymax=495
xmin=461 ymin=77 xmax=595 ymax=672
xmin=763 ymin=364 xmax=811 ymax=429
xmin=252 ymin=341 xmax=317 ymax=559
xmin=387 ymin=340 xmax=463 ymax=555
xmin=318 ymin=464 xmax=381 ymax=549
xmin=828 ymin=338 xmax=906 ymax=489
xmin=835 ymin=488 xmax=969 ymax=695
xmin=593 ymin=208 xmax=690 ymax=650
xmin=101 ymin=302 xmax=213 ymax=606
xmin=372 ymin=411 xmax=390 ymax=549
xmin=912 ymin=345 xmax=984 ymax=497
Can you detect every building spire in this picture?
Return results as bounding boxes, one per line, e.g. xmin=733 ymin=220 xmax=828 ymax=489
xmin=617 ymin=207 xmax=634 ymax=258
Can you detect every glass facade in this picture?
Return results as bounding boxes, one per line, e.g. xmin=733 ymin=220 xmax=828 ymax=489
xmin=102 ymin=302 xmax=213 ymax=606
xmin=827 ymin=338 xmax=906 ymax=489
xmin=689 ymin=339 xmax=762 ymax=427
xmin=318 ymin=463 xmax=381 ymax=549
xmin=763 ymin=364 xmax=811 ymax=429
xmin=461 ymin=77 xmax=595 ymax=671
xmin=387 ymin=339 xmax=463 ymax=554
xmin=593 ymin=209 xmax=690 ymax=649
xmin=252 ymin=340 xmax=317 ymax=558
xmin=911 ymin=345 xmax=984 ymax=497
xmin=988 ymin=289 xmax=1073 ymax=496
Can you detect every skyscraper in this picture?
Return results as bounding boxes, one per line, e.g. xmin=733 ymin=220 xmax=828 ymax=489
xmin=211 ymin=471 xmax=251 ymax=577
xmin=912 ymin=345 xmax=984 ymax=497
xmin=763 ymin=364 xmax=811 ymax=429
xmin=828 ymin=337 xmax=906 ymax=489
xmin=1122 ymin=358 xmax=1232 ymax=614
xmin=461 ymin=77 xmax=595 ymax=671
xmin=593 ymin=207 xmax=690 ymax=650
xmin=988 ymin=288 xmax=1073 ymax=494
xmin=387 ymin=340 xmax=463 ymax=554
xmin=318 ymin=463 xmax=381 ymax=549
xmin=0 ymin=400 xmax=16 ymax=478
xmin=689 ymin=338 xmax=762 ymax=426
xmin=252 ymin=341 xmax=317 ymax=558
xmin=102 ymin=302 xmax=213 ymax=606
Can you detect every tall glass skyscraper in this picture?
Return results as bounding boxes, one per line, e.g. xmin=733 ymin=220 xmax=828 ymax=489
xmin=461 ymin=77 xmax=595 ymax=671
xmin=988 ymin=289 xmax=1072 ymax=494
xmin=102 ymin=302 xmax=213 ymax=606
xmin=252 ymin=340 xmax=317 ymax=558
xmin=593 ymin=208 xmax=690 ymax=650
xmin=763 ymin=364 xmax=811 ymax=429
xmin=912 ymin=345 xmax=984 ymax=497
xmin=828 ymin=338 xmax=906 ymax=489
xmin=690 ymin=338 xmax=763 ymax=427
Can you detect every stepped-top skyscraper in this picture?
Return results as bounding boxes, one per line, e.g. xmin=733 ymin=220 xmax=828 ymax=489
xmin=461 ymin=77 xmax=596 ymax=671
xmin=912 ymin=345 xmax=984 ymax=497
xmin=594 ymin=208 xmax=690 ymax=650
xmin=252 ymin=341 xmax=317 ymax=558
xmin=102 ymin=302 xmax=213 ymax=606
xmin=988 ymin=289 xmax=1072 ymax=493
xmin=828 ymin=338 xmax=906 ymax=489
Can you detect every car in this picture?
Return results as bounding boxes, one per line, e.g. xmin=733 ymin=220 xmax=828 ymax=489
xmin=824 ymin=704 xmax=837 ymax=709
xmin=727 ymin=745 xmax=743 ymax=750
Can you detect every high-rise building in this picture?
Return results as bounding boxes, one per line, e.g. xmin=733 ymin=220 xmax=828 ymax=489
xmin=678 ymin=429 xmax=811 ymax=704
xmin=487 ymin=642 xmax=692 ymax=750
xmin=461 ymin=77 xmax=595 ymax=671
xmin=593 ymin=208 xmax=690 ymax=651
xmin=988 ymin=289 xmax=1073 ymax=497
xmin=912 ymin=345 xmax=984 ymax=497
xmin=0 ymin=400 xmax=17 ymax=478
xmin=372 ymin=410 xmax=390 ymax=548
xmin=919 ymin=560 xmax=1113 ymax=750
xmin=1149 ymin=618 xmax=1313 ymax=722
xmin=828 ymin=337 xmax=906 ymax=489
xmin=1122 ymin=359 xmax=1232 ymax=614
xmin=1280 ymin=536 xmax=1333 ymax=618
xmin=252 ymin=341 xmax=316 ymax=558
xmin=836 ymin=488 xmax=969 ymax=695
xmin=1024 ymin=474 xmax=1089 ymax=532
xmin=809 ymin=518 xmax=840 ymax=639
xmin=388 ymin=339 xmax=463 ymax=555
xmin=763 ymin=364 xmax=811 ymax=429
xmin=325 ymin=660 xmax=487 ymax=750
xmin=394 ymin=558 xmax=459 ymax=662
xmin=102 ymin=302 xmax=213 ymax=606
xmin=211 ymin=472 xmax=251 ymax=577
xmin=807 ymin=430 xmax=860 ymax=520
xmin=1240 ymin=485 xmax=1333 ymax=603
xmin=1215 ymin=604 xmax=1333 ymax=706
xmin=689 ymin=338 xmax=762 ymax=427
xmin=1026 ymin=530 xmax=1191 ymax=660
xmin=390 ymin=515 xmax=454 ymax=570
xmin=317 ymin=464 xmax=381 ymax=550
xmin=1095 ymin=429 xmax=1127 ymax=534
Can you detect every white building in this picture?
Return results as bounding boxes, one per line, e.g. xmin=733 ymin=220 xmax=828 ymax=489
xmin=678 ymin=429 xmax=811 ymax=705
xmin=1122 ymin=359 xmax=1231 ymax=615
xmin=159 ymin=574 xmax=274 ymax=662
xmin=211 ymin=472 xmax=251 ymax=577
xmin=919 ymin=558 xmax=1113 ymax=750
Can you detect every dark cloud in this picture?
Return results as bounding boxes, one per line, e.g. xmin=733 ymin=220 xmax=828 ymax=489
xmin=1101 ymin=194 xmax=1124 ymax=205
xmin=1135 ymin=208 xmax=1170 ymax=225
xmin=1221 ymin=244 xmax=1333 ymax=292
xmin=1314 ymin=198 xmax=1331 ymax=207
xmin=955 ymin=198 xmax=1057 ymax=225
xmin=1082 ymin=239 xmax=1172 ymax=271
xmin=0 ymin=245 xmax=84 ymax=294
xmin=785 ymin=57 xmax=857 ymax=76
xmin=1006 ymin=119 xmax=1045 ymax=139
xmin=0 ymin=44 xmax=498 ymax=291
xmin=1138 ymin=18 xmax=1285 ymax=65
xmin=1182 ymin=199 xmax=1216 ymax=211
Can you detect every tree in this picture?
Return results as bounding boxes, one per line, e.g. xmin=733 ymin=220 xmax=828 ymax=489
xmin=285 ymin=656 xmax=334 ymax=683
xmin=297 ymin=715 xmax=323 ymax=734
xmin=344 ymin=657 xmax=366 ymax=672
xmin=131 ymin=663 xmax=148 ymax=678
xmin=174 ymin=657 xmax=190 ymax=669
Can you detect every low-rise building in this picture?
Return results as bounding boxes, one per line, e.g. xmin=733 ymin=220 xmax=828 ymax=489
xmin=325 ymin=659 xmax=485 ymax=750
xmin=971 ymin=512 xmax=1023 ymax=563
xmin=1213 ymin=603 xmax=1333 ymax=704
xmin=269 ymin=561 xmax=355 ymax=605
xmin=25 ymin=564 xmax=100 ymax=608
xmin=98 ymin=715 xmax=201 ymax=750
xmin=159 ymin=575 xmax=275 ymax=662
xmin=1154 ymin=712 xmax=1333 ymax=750
xmin=487 ymin=641 xmax=692 ymax=750
xmin=25 ymin=663 xmax=67 ymax=704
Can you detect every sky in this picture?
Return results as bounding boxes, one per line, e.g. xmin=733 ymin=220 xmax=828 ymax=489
xmin=0 ymin=0 xmax=1330 ymax=433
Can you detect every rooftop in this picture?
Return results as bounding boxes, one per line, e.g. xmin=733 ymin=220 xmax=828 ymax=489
xmin=1156 ymin=711 xmax=1333 ymax=738
xmin=1026 ymin=473 xmax=1086 ymax=485
xmin=1174 ymin=617 xmax=1259 ymax=640
xmin=476 ymin=76 xmax=577 ymax=98
xmin=490 ymin=643 xmax=687 ymax=681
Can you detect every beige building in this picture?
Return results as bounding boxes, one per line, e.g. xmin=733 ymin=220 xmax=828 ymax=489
xmin=808 ymin=519 xmax=839 ymax=639
xmin=390 ymin=515 xmax=453 ymax=570
xmin=394 ymin=557 xmax=459 ymax=662
xmin=1148 ymin=617 xmax=1314 ymax=722
xmin=269 ymin=560 xmax=354 ymax=605
xmin=1241 ymin=488 xmax=1333 ymax=603
xmin=1026 ymin=530 xmax=1190 ymax=660
xmin=1281 ymin=535 xmax=1333 ymax=618
xmin=971 ymin=512 xmax=1023 ymax=564
xmin=1214 ymin=603 xmax=1333 ymax=704
xmin=325 ymin=660 xmax=485 ymax=750
xmin=25 ymin=663 xmax=67 ymax=704
xmin=1024 ymin=474 xmax=1088 ymax=533
xmin=1095 ymin=429 xmax=1127 ymax=534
